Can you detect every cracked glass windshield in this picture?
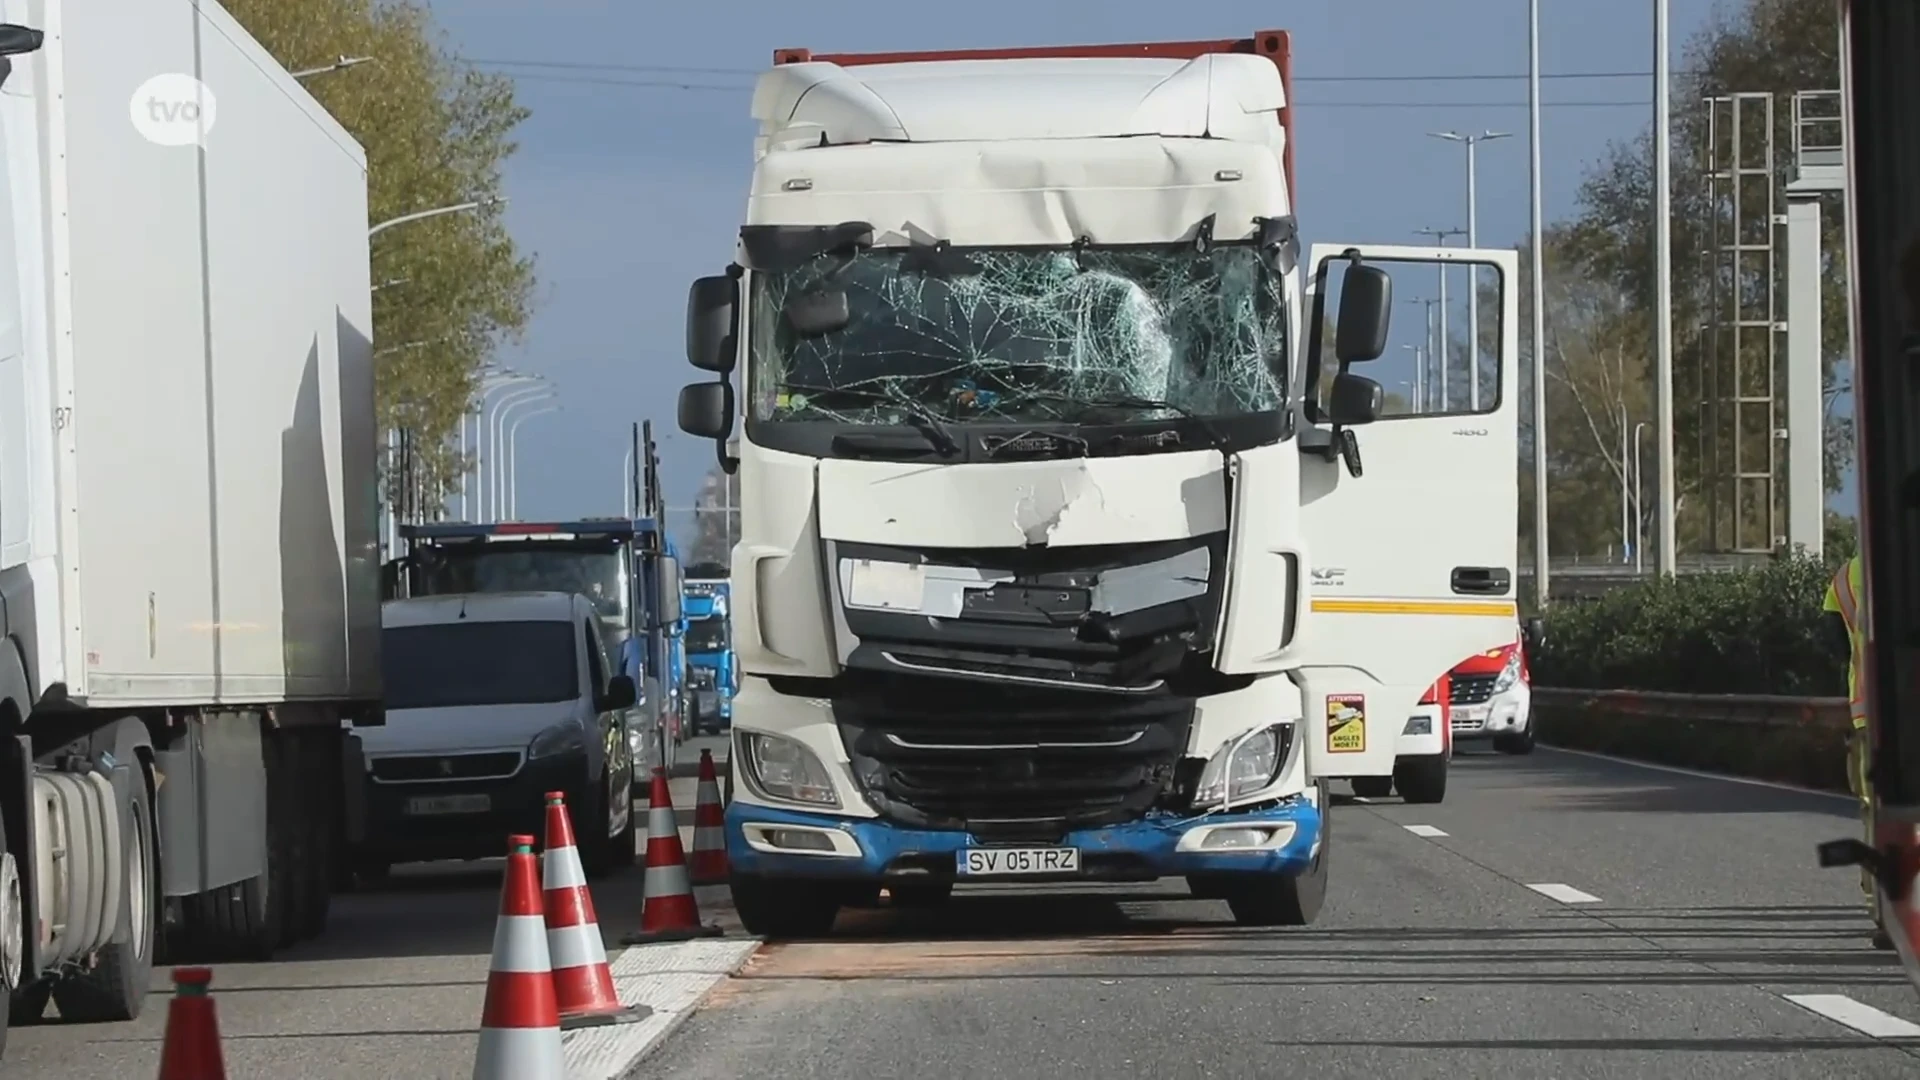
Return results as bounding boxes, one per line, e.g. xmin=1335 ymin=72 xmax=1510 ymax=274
xmin=747 ymin=244 xmax=1287 ymax=425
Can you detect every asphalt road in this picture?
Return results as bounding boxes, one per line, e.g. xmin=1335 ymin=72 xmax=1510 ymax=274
xmin=647 ymin=746 xmax=1920 ymax=1079
xmin=1 ymin=737 xmax=729 ymax=1080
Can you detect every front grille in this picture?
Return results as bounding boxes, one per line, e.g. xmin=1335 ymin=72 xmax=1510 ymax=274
xmin=1450 ymin=672 xmax=1499 ymax=705
xmin=1451 ymin=714 xmax=1486 ymax=733
xmin=370 ymin=751 xmax=522 ymax=783
xmin=834 ymin=679 xmax=1194 ymax=842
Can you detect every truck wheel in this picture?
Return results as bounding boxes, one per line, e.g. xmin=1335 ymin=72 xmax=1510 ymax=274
xmin=730 ymin=872 xmax=840 ymax=939
xmin=8 ymin=979 xmax=49 ymax=1027
xmin=181 ymin=740 xmax=285 ymax=961
xmin=1350 ymin=775 xmax=1394 ymax=799
xmin=1494 ymin=725 xmax=1537 ymax=756
xmin=1394 ymin=754 xmax=1448 ymax=805
xmin=887 ymin=881 xmax=952 ymax=908
xmin=276 ymin=736 xmax=310 ymax=948
xmin=0 ymin=807 xmax=22 ymax=1055
xmin=1224 ymin=780 xmax=1330 ymax=927
xmin=50 ymin=773 xmax=157 ymax=1023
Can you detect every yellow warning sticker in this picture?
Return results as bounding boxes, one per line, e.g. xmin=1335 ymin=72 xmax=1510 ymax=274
xmin=1327 ymin=694 xmax=1366 ymax=753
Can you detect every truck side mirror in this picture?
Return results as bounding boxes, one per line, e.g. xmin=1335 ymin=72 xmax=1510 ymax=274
xmin=687 ymin=275 xmax=738 ymax=373
xmin=1522 ymin=615 xmax=1546 ymax=651
xmin=1334 ymin=262 xmax=1392 ymax=363
xmin=0 ymin=25 xmax=44 ymax=56
xmin=1326 ymin=372 xmax=1383 ymax=425
xmin=658 ymin=555 xmax=683 ymax=624
xmin=677 ymin=381 xmax=734 ymax=440
xmin=600 ymin=674 xmax=637 ymax=712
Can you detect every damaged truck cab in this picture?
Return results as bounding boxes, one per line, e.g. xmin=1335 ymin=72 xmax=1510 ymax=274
xmin=673 ymin=31 xmax=1521 ymax=938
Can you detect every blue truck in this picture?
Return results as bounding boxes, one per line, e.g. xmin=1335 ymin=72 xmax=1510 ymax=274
xmin=682 ymin=579 xmax=736 ymax=735
xmin=384 ymin=517 xmax=687 ymax=770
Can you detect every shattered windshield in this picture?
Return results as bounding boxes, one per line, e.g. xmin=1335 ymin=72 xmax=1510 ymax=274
xmin=747 ymin=244 xmax=1286 ymax=425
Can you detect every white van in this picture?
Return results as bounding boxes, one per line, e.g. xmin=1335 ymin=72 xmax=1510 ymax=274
xmin=356 ymin=591 xmax=639 ymax=878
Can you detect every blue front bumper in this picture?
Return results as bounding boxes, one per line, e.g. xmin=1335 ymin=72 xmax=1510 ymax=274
xmin=725 ymin=798 xmax=1323 ymax=882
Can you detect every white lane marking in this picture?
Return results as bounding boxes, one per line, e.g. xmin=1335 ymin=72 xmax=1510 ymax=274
xmin=1527 ymin=882 xmax=1602 ymax=904
xmin=1350 ymin=796 xmax=1372 ymax=804
xmin=1784 ymin=993 xmax=1920 ymax=1039
xmin=1537 ymin=745 xmax=1854 ymax=803
xmin=1404 ymin=824 xmax=1449 ymax=837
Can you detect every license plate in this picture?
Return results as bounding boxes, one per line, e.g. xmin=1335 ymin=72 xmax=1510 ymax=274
xmin=956 ymin=847 xmax=1080 ymax=876
xmin=404 ymin=794 xmax=491 ymax=816
xmin=1452 ymin=706 xmax=1490 ymax=725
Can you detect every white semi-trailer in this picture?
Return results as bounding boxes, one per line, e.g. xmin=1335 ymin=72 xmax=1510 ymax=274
xmin=673 ymin=30 xmax=1528 ymax=938
xmin=0 ymin=0 xmax=378 ymax=1054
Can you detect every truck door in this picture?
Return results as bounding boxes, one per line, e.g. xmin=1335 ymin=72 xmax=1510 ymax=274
xmin=1292 ymin=243 xmax=1522 ymax=780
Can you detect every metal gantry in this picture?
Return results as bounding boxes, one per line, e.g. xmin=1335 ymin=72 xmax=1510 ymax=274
xmin=1700 ymin=91 xmax=1782 ymax=554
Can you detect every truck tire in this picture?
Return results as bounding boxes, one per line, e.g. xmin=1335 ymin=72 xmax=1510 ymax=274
xmin=276 ymin=735 xmax=310 ymax=948
xmin=49 ymin=771 xmax=157 ymax=1023
xmin=1394 ymin=754 xmax=1448 ymax=804
xmin=179 ymin=735 xmax=285 ymax=961
xmin=730 ymin=872 xmax=839 ymax=939
xmin=1224 ymin=780 xmax=1329 ymax=928
xmin=298 ymin=741 xmax=335 ymax=941
xmin=1349 ymin=775 xmax=1394 ymax=799
xmin=0 ymin=803 xmax=21 ymax=1056
xmin=886 ymin=881 xmax=952 ymax=908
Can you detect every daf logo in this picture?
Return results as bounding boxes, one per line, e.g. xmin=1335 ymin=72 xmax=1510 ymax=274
xmin=437 ymin=758 xmax=454 ymax=777
xmin=1310 ymin=567 xmax=1347 ymax=588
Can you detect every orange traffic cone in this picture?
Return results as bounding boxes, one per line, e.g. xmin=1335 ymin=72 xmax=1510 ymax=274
xmin=472 ymin=834 xmax=566 ymax=1080
xmin=156 ymin=967 xmax=226 ymax=1080
xmin=688 ymin=750 xmax=728 ymax=886
xmin=620 ymin=768 xmax=722 ymax=944
xmin=541 ymin=791 xmax=649 ymax=1029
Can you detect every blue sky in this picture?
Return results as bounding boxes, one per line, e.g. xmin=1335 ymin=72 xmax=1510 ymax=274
xmin=423 ymin=0 xmax=1845 ymax=542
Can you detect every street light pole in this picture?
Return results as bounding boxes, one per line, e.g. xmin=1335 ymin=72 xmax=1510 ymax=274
xmin=291 ymin=55 xmax=374 ymax=80
xmin=1653 ymin=0 xmax=1678 ymax=576
xmin=1429 ymin=129 xmax=1513 ymax=414
xmin=505 ymin=404 xmax=560 ymax=520
xmin=486 ymin=383 xmax=548 ymax=520
xmin=1415 ymin=227 xmax=1467 ymax=410
xmin=1634 ymin=421 xmax=1650 ymax=575
xmin=367 ymin=197 xmax=506 ymax=239
xmin=1527 ymin=0 xmax=1550 ymax=603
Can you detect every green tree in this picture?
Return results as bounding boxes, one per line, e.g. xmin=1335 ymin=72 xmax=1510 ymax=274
xmin=1553 ymin=0 xmax=1850 ymax=555
xmin=224 ymin=0 xmax=536 ymax=514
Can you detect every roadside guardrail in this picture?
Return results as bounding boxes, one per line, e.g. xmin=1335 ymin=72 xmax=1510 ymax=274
xmin=1532 ymin=687 xmax=1851 ymax=793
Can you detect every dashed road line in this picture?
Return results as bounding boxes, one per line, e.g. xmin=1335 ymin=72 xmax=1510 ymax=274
xmin=1403 ymin=824 xmax=1448 ymax=837
xmin=1526 ymin=882 xmax=1603 ymax=904
xmin=1784 ymin=993 xmax=1920 ymax=1039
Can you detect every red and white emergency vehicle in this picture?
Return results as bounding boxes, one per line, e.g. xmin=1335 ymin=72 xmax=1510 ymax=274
xmin=1446 ymin=635 xmax=1534 ymax=755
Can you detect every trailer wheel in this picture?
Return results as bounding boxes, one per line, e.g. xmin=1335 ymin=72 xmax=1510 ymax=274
xmin=1225 ymin=780 xmax=1330 ymax=928
xmin=180 ymin=735 xmax=285 ymax=960
xmin=277 ymin=735 xmax=310 ymax=948
xmin=298 ymin=738 xmax=336 ymax=941
xmin=50 ymin=772 xmax=156 ymax=1023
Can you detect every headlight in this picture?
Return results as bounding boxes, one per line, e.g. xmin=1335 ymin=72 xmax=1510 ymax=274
xmin=1490 ymin=649 xmax=1523 ymax=693
xmin=529 ymin=722 xmax=586 ymax=759
xmin=740 ymin=732 xmax=840 ymax=807
xmin=1192 ymin=724 xmax=1288 ymax=810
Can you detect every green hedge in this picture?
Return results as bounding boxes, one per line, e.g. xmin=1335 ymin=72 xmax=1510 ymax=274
xmin=1533 ymin=555 xmax=1845 ymax=696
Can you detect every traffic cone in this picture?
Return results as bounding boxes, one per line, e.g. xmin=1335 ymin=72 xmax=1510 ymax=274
xmin=620 ymin=768 xmax=723 ymax=945
xmin=472 ymin=834 xmax=566 ymax=1080
xmin=156 ymin=967 xmax=226 ymax=1080
xmin=688 ymin=750 xmax=728 ymax=886
xmin=541 ymin=792 xmax=649 ymax=1029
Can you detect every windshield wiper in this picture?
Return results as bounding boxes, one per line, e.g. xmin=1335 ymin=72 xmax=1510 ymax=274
xmin=783 ymin=382 xmax=963 ymax=458
xmin=1020 ymin=391 xmax=1230 ymax=450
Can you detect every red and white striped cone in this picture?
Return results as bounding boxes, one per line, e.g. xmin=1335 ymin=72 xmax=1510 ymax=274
xmin=688 ymin=750 xmax=728 ymax=886
xmin=472 ymin=834 xmax=566 ymax=1080
xmin=156 ymin=967 xmax=227 ymax=1080
xmin=620 ymin=768 xmax=723 ymax=945
xmin=541 ymin=791 xmax=649 ymax=1028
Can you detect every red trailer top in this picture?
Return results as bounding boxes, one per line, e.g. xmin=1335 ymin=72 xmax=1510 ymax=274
xmin=772 ymin=31 xmax=1296 ymax=208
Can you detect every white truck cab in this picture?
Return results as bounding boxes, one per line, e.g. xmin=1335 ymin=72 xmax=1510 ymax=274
xmin=670 ymin=31 xmax=1521 ymax=938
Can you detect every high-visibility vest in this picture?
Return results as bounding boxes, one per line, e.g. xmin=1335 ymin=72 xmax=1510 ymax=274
xmin=1824 ymin=554 xmax=1868 ymax=725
